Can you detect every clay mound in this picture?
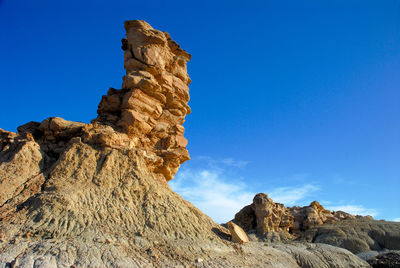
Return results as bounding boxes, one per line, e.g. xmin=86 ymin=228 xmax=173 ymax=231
xmin=0 ymin=20 xmax=370 ymax=267
xmin=303 ymin=218 xmax=400 ymax=254
xmin=0 ymin=135 xmax=225 ymax=266
xmin=0 ymin=126 xmax=370 ymax=267
xmin=0 ymin=19 xmax=222 ymax=266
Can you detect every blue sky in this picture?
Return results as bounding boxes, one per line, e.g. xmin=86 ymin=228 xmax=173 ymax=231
xmin=1 ymin=0 xmax=399 ymax=223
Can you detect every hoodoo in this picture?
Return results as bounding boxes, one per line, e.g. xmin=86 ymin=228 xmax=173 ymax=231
xmin=94 ymin=20 xmax=192 ymax=181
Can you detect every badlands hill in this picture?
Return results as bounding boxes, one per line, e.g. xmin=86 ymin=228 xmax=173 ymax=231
xmin=0 ymin=20 xmax=397 ymax=267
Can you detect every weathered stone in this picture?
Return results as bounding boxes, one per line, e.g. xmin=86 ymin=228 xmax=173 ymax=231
xmin=97 ymin=94 xmax=121 ymax=113
xmin=16 ymin=121 xmax=41 ymax=137
xmin=305 ymin=218 xmax=400 ymax=254
xmin=233 ymin=193 xmax=400 ymax=256
xmin=234 ymin=193 xmax=373 ymax=237
xmin=252 ymin=193 xmax=294 ymax=235
xmin=227 ymin=221 xmax=249 ymax=244
xmin=367 ymin=252 xmax=400 ymax=267
xmin=94 ymin=20 xmax=191 ymax=181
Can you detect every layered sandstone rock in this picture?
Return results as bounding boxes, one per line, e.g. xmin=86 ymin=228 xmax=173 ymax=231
xmin=253 ymin=193 xmax=294 ymax=234
xmin=289 ymin=201 xmax=355 ymax=232
xmin=233 ymin=193 xmax=360 ymax=237
xmin=94 ymin=20 xmax=191 ymax=181
xmin=226 ymin=221 xmax=249 ymax=244
xmin=233 ymin=193 xmax=400 ymax=255
xmin=1 ymin=21 xmax=190 ymax=183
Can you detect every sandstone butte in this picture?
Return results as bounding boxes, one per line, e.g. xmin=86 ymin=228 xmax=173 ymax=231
xmin=0 ymin=20 xmax=397 ymax=267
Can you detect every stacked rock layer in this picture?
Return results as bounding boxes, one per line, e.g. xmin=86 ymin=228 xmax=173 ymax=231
xmin=94 ymin=20 xmax=191 ymax=181
xmin=233 ymin=193 xmax=365 ymax=236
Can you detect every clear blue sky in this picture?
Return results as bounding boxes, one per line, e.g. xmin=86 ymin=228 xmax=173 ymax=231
xmin=1 ymin=0 xmax=399 ymax=222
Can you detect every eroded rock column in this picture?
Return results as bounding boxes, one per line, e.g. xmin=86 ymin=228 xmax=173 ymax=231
xmin=253 ymin=193 xmax=294 ymax=235
xmin=95 ymin=20 xmax=192 ymax=181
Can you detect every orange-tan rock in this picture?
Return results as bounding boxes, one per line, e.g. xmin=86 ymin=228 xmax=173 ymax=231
xmin=94 ymin=20 xmax=191 ymax=181
xmin=233 ymin=193 xmax=364 ymax=237
xmin=0 ymin=21 xmax=191 ymax=183
xmin=253 ymin=193 xmax=294 ymax=235
xmin=227 ymin=221 xmax=249 ymax=244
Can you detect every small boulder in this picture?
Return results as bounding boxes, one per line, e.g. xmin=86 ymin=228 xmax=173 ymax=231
xmin=227 ymin=221 xmax=249 ymax=244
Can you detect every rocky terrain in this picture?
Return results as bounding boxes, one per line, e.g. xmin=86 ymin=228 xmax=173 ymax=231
xmin=233 ymin=193 xmax=366 ymax=236
xmin=232 ymin=193 xmax=400 ymax=263
xmin=367 ymin=252 xmax=400 ymax=267
xmin=0 ymin=20 xmax=396 ymax=267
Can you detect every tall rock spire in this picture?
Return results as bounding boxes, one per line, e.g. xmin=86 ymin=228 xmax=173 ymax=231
xmin=95 ymin=20 xmax=191 ymax=181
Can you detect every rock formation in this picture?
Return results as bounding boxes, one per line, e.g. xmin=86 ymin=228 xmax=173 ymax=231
xmin=252 ymin=193 xmax=294 ymax=234
xmin=94 ymin=20 xmax=191 ymax=181
xmin=303 ymin=218 xmax=400 ymax=254
xmin=233 ymin=193 xmax=400 ymax=255
xmin=1 ymin=21 xmax=190 ymax=184
xmin=233 ymin=193 xmax=358 ymax=237
xmin=0 ymin=21 xmax=372 ymax=267
xmin=226 ymin=221 xmax=249 ymax=244
xmin=367 ymin=252 xmax=400 ymax=267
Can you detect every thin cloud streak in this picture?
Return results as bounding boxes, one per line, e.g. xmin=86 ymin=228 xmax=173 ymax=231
xmin=170 ymin=168 xmax=254 ymax=223
xmin=196 ymin=156 xmax=250 ymax=169
xmin=170 ymin=157 xmax=379 ymax=223
xmin=268 ymin=185 xmax=319 ymax=206
xmin=170 ymin=165 xmax=320 ymax=223
xmin=326 ymin=205 xmax=378 ymax=217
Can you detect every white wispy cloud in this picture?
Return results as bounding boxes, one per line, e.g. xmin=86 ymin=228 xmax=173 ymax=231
xmin=170 ymin=156 xmax=379 ymax=223
xmin=268 ymin=184 xmax=319 ymax=206
xmin=170 ymin=168 xmax=254 ymax=223
xmin=170 ymin=158 xmax=320 ymax=223
xmin=197 ymin=156 xmax=250 ymax=168
xmin=326 ymin=205 xmax=378 ymax=217
xmin=392 ymin=218 xmax=400 ymax=222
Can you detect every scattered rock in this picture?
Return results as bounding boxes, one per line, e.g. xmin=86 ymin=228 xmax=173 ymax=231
xmin=304 ymin=218 xmax=400 ymax=254
xmin=227 ymin=221 xmax=249 ymax=244
xmin=233 ymin=193 xmax=400 ymax=255
xmin=367 ymin=252 xmax=400 ymax=268
xmin=195 ymin=258 xmax=203 ymax=263
xmin=233 ymin=193 xmax=370 ymax=237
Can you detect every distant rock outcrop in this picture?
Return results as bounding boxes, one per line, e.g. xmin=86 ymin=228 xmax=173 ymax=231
xmin=233 ymin=193 xmax=400 ymax=255
xmin=367 ymin=252 xmax=400 ymax=267
xmin=233 ymin=193 xmax=360 ymax=236
xmin=0 ymin=21 xmax=371 ymax=267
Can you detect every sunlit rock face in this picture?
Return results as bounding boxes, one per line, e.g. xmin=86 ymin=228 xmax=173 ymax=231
xmin=252 ymin=193 xmax=294 ymax=235
xmin=233 ymin=193 xmax=361 ymax=237
xmin=94 ymin=20 xmax=191 ymax=181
